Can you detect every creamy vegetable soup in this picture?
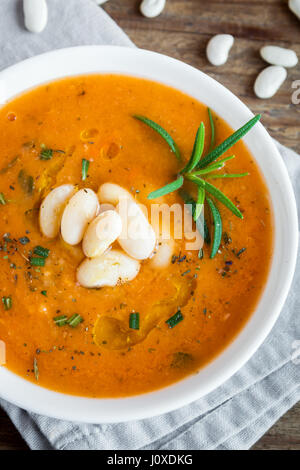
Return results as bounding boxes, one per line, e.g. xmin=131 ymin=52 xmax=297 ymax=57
xmin=0 ymin=75 xmax=273 ymax=397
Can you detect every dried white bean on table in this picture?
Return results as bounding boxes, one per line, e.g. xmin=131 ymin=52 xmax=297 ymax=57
xmin=260 ymin=45 xmax=298 ymax=68
xmin=82 ymin=210 xmax=122 ymax=258
xmin=140 ymin=0 xmax=166 ymax=18
xmin=77 ymin=250 xmax=140 ymax=288
xmin=61 ymin=189 xmax=99 ymax=245
xmin=289 ymin=0 xmax=300 ymax=20
xmin=39 ymin=185 xmax=75 ymax=239
xmin=23 ymin=0 xmax=48 ymax=33
xmin=254 ymin=65 xmax=287 ymax=99
xmin=206 ymin=34 xmax=234 ymax=66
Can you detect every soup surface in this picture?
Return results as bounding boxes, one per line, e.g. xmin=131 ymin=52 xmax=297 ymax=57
xmin=0 ymin=75 xmax=273 ymax=397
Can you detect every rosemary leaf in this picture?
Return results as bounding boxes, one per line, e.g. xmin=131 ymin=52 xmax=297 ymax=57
xmin=207 ymin=197 xmax=222 ymax=258
xmin=134 ymin=115 xmax=181 ymax=161
xmin=196 ymin=114 xmax=261 ymax=169
xmin=147 ymin=175 xmax=184 ymax=200
xmin=207 ymin=172 xmax=249 ymax=179
xmin=180 ymin=122 xmax=205 ymax=174
xmin=207 ymin=108 xmax=215 ymax=153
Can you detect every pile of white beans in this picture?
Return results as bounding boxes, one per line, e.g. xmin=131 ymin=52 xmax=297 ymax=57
xmin=39 ymin=183 xmax=174 ymax=289
xmin=206 ymin=37 xmax=298 ymax=100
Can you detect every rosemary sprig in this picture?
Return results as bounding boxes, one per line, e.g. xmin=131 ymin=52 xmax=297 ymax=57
xmin=135 ymin=112 xmax=260 ymax=258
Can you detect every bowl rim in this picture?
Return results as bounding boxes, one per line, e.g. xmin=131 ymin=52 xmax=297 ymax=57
xmin=0 ymin=45 xmax=298 ymax=423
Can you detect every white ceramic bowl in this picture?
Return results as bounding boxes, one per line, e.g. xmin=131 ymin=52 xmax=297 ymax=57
xmin=0 ymin=46 xmax=298 ymax=423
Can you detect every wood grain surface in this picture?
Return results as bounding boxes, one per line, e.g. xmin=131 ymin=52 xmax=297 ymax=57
xmin=0 ymin=0 xmax=299 ymax=451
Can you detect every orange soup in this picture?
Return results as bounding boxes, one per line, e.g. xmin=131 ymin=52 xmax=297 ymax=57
xmin=0 ymin=75 xmax=273 ymax=397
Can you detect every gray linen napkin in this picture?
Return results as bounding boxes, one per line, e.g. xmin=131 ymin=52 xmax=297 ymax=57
xmin=0 ymin=0 xmax=299 ymax=451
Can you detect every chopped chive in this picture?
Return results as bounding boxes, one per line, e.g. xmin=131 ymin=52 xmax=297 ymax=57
xmin=30 ymin=257 xmax=46 ymax=267
xmin=207 ymin=197 xmax=222 ymax=259
xmin=207 ymin=108 xmax=215 ymax=153
xmin=0 ymin=192 xmax=6 ymax=205
xmin=41 ymin=290 xmax=47 ymax=297
xmin=134 ymin=115 xmax=181 ymax=161
xmin=198 ymin=248 xmax=204 ymax=259
xmin=67 ymin=314 xmax=83 ymax=328
xmin=40 ymin=148 xmax=53 ymax=160
xmin=34 ymin=357 xmax=39 ymax=381
xmin=2 ymin=296 xmax=12 ymax=310
xmin=33 ymin=246 xmax=50 ymax=258
xmin=53 ymin=315 xmax=68 ymax=327
xmin=129 ymin=312 xmax=140 ymax=330
xmin=81 ymin=159 xmax=90 ymax=181
xmin=166 ymin=309 xmax=184 ymax=328
xmin=147 ymin=176 xmax=184 ymax=200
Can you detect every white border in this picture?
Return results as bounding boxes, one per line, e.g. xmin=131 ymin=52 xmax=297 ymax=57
xmin=0 ymin=46 xmax=297 ymax=423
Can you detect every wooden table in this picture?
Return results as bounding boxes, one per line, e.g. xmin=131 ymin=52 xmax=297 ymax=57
xmin=0 ymin=0 xmax=299 ymax=451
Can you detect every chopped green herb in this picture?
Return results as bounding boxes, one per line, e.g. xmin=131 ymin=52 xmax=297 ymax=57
xmin=41 ymin=290 xmax=47 ymax=297
xmin=33 ymin=246 xmax=50 ymax=258
xmin=67 ymin=314 xmax=84 ymax=328
xmin=129 ymin=312 xmax=140 ymax=330
xmin=0 ymin=192 xmax=6 ymax=205
xmin=30 ymin=257 xmax=46 ymax=267
xmin=81 ymin=159 xmax=90 ymax=181
xmin=53 ymin=315 xmax=68 ymax=327
xmin=166 ymin=309 xmax=184 ymax=329
xmin=2 ymin=296 xmax=12 ymax=310
xmin=40 ymin=148 xmax=53 ymax=160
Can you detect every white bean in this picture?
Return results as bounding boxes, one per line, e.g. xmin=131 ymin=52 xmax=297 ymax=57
xmin=82 ymin=210 xmax=122 ymax=258
xmin=61 ymin=189 xmax=99 ymax=245
xmin=289 ymin=0 xmax=300 ymax=20
xmin=23 ymin=0 xmax=48 ymax=33
xmin=39 ymin=185 xmax=75 ymax=239
xmin=77 ymin=250 xmax=140 ymax=288
xmin=117 ymin=198 xmax=156 ymax=260
xmin=140 ymin=0 xmax=166 ymax=18
xmin=254 ymin=65 xmax=287 ymax=99
xmin=260 ymin=45 xmax=298 ymax=68
xmin=98 ymin=182 xmax=133 ymax=206
xmin=150 ymin=239 xmax=175 ymax=269
xmin=206 ymin=34 xmax=234 ymax=66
